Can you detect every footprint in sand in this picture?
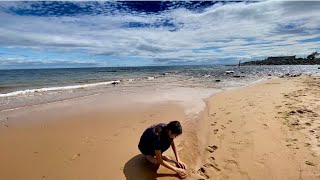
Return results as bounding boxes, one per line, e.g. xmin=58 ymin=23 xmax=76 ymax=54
xmin=64 ymin=153 xmax=81 ymax=163
xmin=206 ymin=145 xmax=218 ymax=153
xmin=221 ymin=125 xmax=226 ymax=130
xmin=198 ymin=157 xmax=222 ymax=178
xmin=70 ymin=153 xmax=81 ymax=161
xmin=204 ymin=163 xmax=221 ymax=171
xmin=224 ymin=159 xmax=238 ymax=169
xmin=305 ymin=122 xmax=312 ymax=126
xmin=197 ymin=167 xmax=210 ymax=179
xmin=263 ymin=124 xmax=269 ymax=129
xmin=305 ymin=161 xmax=316 ymax=166
xmin=305 ymin=143 xmax=311 ymax=147
xmin=213 ymin=129 xmax=219 ymax=134
xmin=211 ymin=122 xmax=217 ymax=126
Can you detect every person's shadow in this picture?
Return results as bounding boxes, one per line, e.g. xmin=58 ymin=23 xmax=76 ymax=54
xmin=123 ymin=154 xmax=178 ymax=180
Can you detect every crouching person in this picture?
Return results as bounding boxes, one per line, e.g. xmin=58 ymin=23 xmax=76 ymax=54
xmin=138 ymin=121 xmax=187 ymax=178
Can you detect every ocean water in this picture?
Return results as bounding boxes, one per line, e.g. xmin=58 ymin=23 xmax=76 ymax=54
xmin=0 ymin=65 xmax=319 ymax=111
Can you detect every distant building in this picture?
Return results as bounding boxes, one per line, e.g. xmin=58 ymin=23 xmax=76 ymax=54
xmin=265 ymin=56 xmax=296 ymax=61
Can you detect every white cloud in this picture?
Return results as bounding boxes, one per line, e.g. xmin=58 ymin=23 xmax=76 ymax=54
xmin=0 ymin=1 xmax=319 ymax=66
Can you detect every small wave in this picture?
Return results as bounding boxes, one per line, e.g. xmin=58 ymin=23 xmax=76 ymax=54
xmin=0 ymin=80 xmax=120 ymax=98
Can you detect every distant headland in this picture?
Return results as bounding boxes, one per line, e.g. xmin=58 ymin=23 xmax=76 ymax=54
xmin=241 ymin=51 xmax=320 ymax=65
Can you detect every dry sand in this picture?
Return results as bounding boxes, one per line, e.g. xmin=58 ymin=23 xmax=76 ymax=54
xmin=0 ymin=76 xmax=320 ymax=180
xmin=194 ymin=76 xmax=320 ymax=180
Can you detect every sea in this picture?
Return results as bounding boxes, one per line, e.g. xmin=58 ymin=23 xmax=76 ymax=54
xmin=0 ymin=65 xmax=319 ymax=111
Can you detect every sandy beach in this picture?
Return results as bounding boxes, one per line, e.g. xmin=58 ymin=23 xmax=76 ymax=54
xmin=1 ymin=76 xmax=320 ymax=180
xmin=1 ymin=1 xmax=320 ymax=179
xmin=196 ymin=75 xmax=320 ymax=179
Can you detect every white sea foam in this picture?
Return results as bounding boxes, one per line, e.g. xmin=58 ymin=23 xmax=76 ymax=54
xmin=135 ymin=86 xmax=221 ymax=116
xmin=0 ymin=80 xmax=120 ymax=98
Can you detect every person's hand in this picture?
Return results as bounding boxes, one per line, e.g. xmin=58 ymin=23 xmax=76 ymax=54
xmin=175 ymin=168 xmax=187 ymax=179
xmin=176 ymin=161 xmax=187 ymax=170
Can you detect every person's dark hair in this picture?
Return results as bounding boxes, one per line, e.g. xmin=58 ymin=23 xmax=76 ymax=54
xmin=167 ymin=121 xmax=182 ymax=135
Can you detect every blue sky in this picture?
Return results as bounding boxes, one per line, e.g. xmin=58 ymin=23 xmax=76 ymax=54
xmin=0 ymin=1 xmax=320 ymax=69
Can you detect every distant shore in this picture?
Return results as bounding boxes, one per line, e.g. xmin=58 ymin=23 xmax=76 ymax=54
xmin=241 ymin=52 xmax=320 ymax=65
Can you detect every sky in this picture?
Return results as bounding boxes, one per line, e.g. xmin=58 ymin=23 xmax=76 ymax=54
xmin=0 ymin=1 xmax=320 ymax=69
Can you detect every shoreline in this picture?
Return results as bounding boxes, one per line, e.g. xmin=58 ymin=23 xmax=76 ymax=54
xmin=0 ymin=76 xmax=319 ymax=179
xmin=2 ymin=64 xmax=319 ymax=112
xmin=0 ymin=75 xmax=270 ymax=113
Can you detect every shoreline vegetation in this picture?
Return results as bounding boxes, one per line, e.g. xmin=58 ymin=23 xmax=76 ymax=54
xmin=240 ymin=51 xmax=320 ymax=66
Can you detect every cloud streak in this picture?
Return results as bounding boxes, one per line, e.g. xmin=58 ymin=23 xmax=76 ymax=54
xmin=0 ymin=1 xmax=319 ymax=68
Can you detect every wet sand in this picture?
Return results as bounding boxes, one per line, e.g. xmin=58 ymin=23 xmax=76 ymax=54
xmin=0 ymin=91 xmax=187 ymax=180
